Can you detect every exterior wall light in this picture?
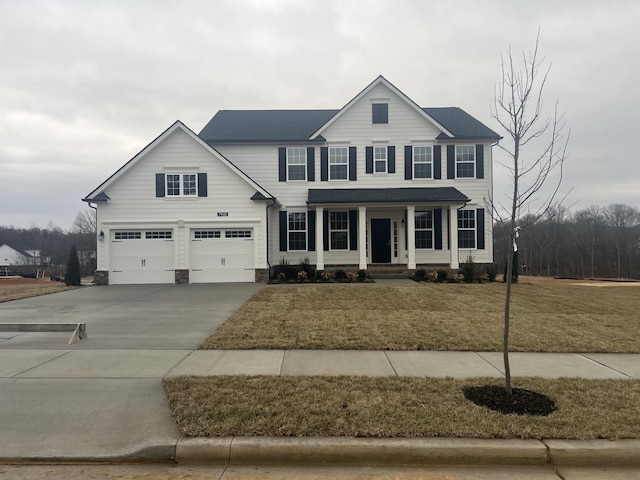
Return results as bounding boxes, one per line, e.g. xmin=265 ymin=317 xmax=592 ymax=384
xmin=99 ymin=230 xmax=105 ymax=241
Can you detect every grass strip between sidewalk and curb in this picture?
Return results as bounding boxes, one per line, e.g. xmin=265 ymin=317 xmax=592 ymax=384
xmin=199 ymin=284 xmax=640 ymax=352
xmin=163 ymin=376 xmax=640 ymax=440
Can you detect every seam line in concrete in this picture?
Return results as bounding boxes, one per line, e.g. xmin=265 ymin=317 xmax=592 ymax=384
xmin=579 ymin=353 xmax=631 ymax=379
xmin=279 ymin=350 xmax=286 ymax=376
xmin=163 ymin=350 xmax=196 ymax=378
xmin=13 ymin=350 xmax=74 ymax=378
xmin=383 ymin=351 xmax=399 ymax=376
xmin=473 ymin=351 xmax=505 ymax=376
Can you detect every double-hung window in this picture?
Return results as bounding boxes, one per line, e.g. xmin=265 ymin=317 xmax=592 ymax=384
xmin=166 ymin=173 xmax=197 ymax=196
xmin=458 ymin=210 xmax=476 ymax=249
xmin=374 ymin=146 xmax=387 ymax=173
xmin=329 ymin=211 xmax=348 ymax=250
xmin=413 ymin=146 xmax=433 ymax=179
xmin=456 ymin=145 xmax=475 ymax=178
xmin=415 ymin=210 xmax=434 ymax=249
xmin=287 ymin=148 xmax=306 ymax=181
xmin=329 ymin=147 xmax=348 ymax=180
xmin=288 ymin=212 xmax=307 ymax=251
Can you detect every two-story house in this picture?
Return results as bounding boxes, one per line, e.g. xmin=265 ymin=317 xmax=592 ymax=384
xmin=83 ymin=76 xmax=500 ymax=285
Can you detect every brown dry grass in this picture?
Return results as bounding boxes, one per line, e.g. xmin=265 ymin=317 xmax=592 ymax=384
xmin=163 ymin=375 xmax=640 ymax=440
xmin=0 ymin=280 xmax=73 ymax=303
xmin=199 ymin=283 xmax=640 ymax=352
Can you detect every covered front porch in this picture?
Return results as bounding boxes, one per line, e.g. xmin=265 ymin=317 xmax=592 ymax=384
xmin=307 ymin=187 xmax=471 ymax=271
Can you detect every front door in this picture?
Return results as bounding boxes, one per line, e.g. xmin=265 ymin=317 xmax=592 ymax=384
xmin=371 ymin=218 xmax=391 ymax=263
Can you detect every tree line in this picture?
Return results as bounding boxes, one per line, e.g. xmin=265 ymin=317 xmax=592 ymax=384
xmin=0 ymin=210 xmax=97 ymax=277
xmin=493 ymin=203 xmax=640 ymax=280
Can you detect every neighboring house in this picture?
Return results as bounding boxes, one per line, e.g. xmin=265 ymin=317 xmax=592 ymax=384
xmin=83 ymin=76 xmax=501 ymax=285
xmin=0 ymin=244 xmax=32 ymax=269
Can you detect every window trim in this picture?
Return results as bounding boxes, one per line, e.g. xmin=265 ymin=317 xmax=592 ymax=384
xmin=166 ymin=173 xmax=198 ymax=197
xmin=329 ymin=211 xmax=349 ymax=251
xmin=287 ymin=211 xmax=307 ymax=251
xmin=373 ymin=146 xmax=387 ymax=173
xmin=455 ymin=145 xmax=475 ymax=179
xmin=413 ymin=145 xmax=433 ymax=179
xmin=415 ymin=210 xmax=434 ymax=249
xmin=328 ymin=146 xmax=349 ymax=181
xmin=457 ymin=209 xmax=477 ymax=249
xmin=287 ymin=147 xmax=307 ymax=182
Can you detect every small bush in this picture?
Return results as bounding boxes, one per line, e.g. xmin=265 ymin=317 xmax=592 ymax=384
xmin=459 ymin=256 xmax=476 ymax=283
xmin=428 ymin=270 xmax=439 ymax=282
xmin=320 ymin=271 xmax=334 ymax=282
xmin=485 ymin=264 xmax=497 ymax=282
xmin=437 ymin=269 xmax=449 ymax=283
xmin=357 ymin=270 xmax=367 ymax=282
xmin=414 ymin=269 xmax=427 ymax=282
xmin=297 ymin=270 xmax=308 ymax=282
xmin=346 ymin=271 xmax=358 ymax=282
xmin=334 ymin=269 xmax=347 ymax=281
xmin=65 ymin=244 xmax=81 ymax=287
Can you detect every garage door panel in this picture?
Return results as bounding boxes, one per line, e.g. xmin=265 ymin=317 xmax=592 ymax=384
xmin=190 ymin=231 xmax=254 ymax=283
xmin=110 ymin=231 xmax=175 ymax=285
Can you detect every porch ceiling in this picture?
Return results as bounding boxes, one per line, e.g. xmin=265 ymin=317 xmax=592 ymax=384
xmin=307 ymin=187 xmax=470 ymax=205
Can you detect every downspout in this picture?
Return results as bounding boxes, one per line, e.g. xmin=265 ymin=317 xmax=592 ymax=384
xmin=265 ymin=197 xmax=277 ymax=282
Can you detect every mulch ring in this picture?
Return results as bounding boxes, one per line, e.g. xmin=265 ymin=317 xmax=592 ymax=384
xmin=463 ymin=385 xmax=557 ymax=416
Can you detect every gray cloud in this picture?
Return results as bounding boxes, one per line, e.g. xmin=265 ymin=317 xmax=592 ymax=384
xmin=1 ymin=0 xmax=639 ymax=228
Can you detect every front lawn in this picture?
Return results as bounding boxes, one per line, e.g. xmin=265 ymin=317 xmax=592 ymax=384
xmin=199 ymin=283 xmax=640 ymax=352
xmin=163 ymin=375 xmax=640 ymax=439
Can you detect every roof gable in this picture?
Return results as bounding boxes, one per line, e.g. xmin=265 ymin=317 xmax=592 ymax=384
xmin=83 ymin=121 xmax=275 ymax=203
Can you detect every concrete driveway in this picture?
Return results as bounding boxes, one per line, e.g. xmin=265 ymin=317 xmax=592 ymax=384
xmin=0 ymin=283 xmax=262 ymax=460
xmin=0 ymin=283 xmax=263 ymax=350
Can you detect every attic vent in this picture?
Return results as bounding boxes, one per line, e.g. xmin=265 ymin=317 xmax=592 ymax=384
xmin=372 ymin=103 xmax=388 ymax=124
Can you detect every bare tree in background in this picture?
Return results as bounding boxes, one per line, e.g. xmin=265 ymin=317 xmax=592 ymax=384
xmin=490 ymin=30 xmax=570 ymax=395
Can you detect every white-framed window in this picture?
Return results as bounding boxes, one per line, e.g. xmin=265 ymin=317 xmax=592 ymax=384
xmin=456 ymin=145 xmax=475 ymax=178
xmin=287 ymin=148 xmax=306 ymax=181
xmin=167 ymin=173 xmax=197 ymax=196
xmin=194 ymin=230 xmax=221 ymax=239
xmin=288 ymin=212 xmax=307 ymax=251
xmin=329 ymin=211 xmax=349 ymax=250
xmin=413 ymin=146 xmax=433 ymax=179
xmin=114 ymin=231 xmax=141 ymax=240
xmin=458 ymin=209 xmax=476 ymax=249
xmin=415 ymin=210 xmax=434 ymax=249
xmin=374 ymin=146 xmax=387 ymax=173
xmin=145 ymin=231 xmax=172 ymax=239
xmin=329 ymin=147 xmax=348 ymax=180
xmin=225 ymin=230 xmax=252 ymax=238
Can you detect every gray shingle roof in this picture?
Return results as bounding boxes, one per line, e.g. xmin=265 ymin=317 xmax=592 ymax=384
xmin=307 ymin=187 xmax=469 ymax=205
xmin=199 ymin=108 xmax=500 ymax=144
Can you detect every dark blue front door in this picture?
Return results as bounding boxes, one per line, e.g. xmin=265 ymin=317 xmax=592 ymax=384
xmin=371 ymin=218 xmax=391 ymax=263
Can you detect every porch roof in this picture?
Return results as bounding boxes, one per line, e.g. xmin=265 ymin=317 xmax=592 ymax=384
xmin=307 ymin=187 xmax=470 ymax=205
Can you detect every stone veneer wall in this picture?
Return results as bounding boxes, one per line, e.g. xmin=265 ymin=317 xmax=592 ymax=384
xmin=94 ymin=270 xmax=109 ymax=286
xmin=175 ymin=269 xmax=189 ymax=285
xmin=255 ymin=268 xmax=269 ymax=283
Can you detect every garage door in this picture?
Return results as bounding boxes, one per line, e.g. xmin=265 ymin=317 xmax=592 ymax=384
xmin=110 ymin=230 xmax=175 ymax=285
xmin=190 ymin=229 xmax=255 ymax=283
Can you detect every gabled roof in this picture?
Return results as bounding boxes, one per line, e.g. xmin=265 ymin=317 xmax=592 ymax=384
xmin=198 ymin=76 xmax=501 ymax=144
xmin=83 ymin=120 xmax=276 ymax=203
xmin=307 ymin=187 xmax=469 ymax=205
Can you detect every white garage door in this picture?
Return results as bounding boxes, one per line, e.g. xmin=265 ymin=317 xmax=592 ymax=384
xmin=190 ymin=229 xmax=255 ymax=283
xmin=110 ymin=230 xmax=175 ymax=285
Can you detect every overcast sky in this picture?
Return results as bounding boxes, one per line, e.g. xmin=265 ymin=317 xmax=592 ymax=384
xmin=1 ymin=0 xmax=639 ymax=230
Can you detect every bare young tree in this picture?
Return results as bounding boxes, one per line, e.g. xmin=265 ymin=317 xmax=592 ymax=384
xmin=490 ymin=30 xmax=570 ymax=395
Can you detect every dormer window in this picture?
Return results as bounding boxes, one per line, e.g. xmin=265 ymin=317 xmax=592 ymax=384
xmin=372 ymin=103 xmax=388 ymax=124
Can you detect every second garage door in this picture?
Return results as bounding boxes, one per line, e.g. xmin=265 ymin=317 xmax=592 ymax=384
xmin=190 ymin=229 xmax=255 ymax=283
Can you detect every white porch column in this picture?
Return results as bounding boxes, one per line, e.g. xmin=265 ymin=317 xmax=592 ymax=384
xmin=407 ymin=205 xmax=416 ymax=270
xmin=449 ymin=205 xmax=459 ymax=269
xmin=315 ymin=206 xmax=324 ymax=270
xmin=358 ymin=206 xmax=367 ymax=270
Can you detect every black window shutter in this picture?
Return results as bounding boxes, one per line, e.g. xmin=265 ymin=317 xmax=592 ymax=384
xmin=387 ymin=146 xmax=396 ymax=173
xmin=476 ymin=208 xmax=485 ymax=249
xmin=155 ymin=173 xmax=165 ymax=197
xmin=320 ymin=147 xmax=328 ymax=181
xmin=307 ymin=147 xmax=315 ymax=181
xmin=323 ymin=210 xmax=329 ymax=251
xmin=404 ymin=146 xmax=412 ymax=180
xmin=434 ymin=145 xmax=442 ymax=179
xmin=279 ymin=211 xmax=287 ymax=251
xmin=348 ymin=146 xmax=357 ymax=181
xmin=475 ymin=144 xmax=484 ymax=179
xmin=349 ymin=210 xmax=358 ymax=250
xmin=447 ymin=145 xmax=455 ymax=179
xmin=308 ymin=210 xmax=316 ymax=251
xmin=365 ymin=146 xmax=373 ymax=174
xmin=197 ymin=172 xmax=207 ymax=197
xmin=434 ymin=208 xmax=443 ymax=250
xmin=278 ymin=147 xmax=286 ymax=182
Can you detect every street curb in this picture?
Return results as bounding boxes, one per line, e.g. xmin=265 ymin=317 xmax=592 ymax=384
xmin=175 ymin=437 xmax=640 ymax=467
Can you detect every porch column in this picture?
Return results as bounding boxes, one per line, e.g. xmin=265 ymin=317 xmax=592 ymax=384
xmin=315 ymin=206 xmax=324 ymax=270
xmin=407 ymin=205 xmax=416 ymax=270
xmin=449 ymin=205 xmax=459 ymax=269
xmin=358 ymin=206 xmax=367 ymax=270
